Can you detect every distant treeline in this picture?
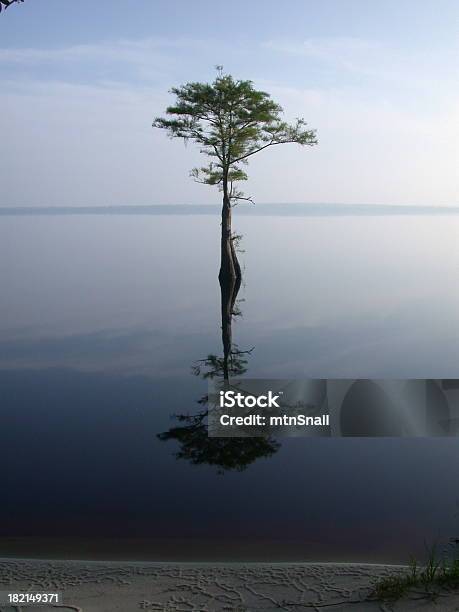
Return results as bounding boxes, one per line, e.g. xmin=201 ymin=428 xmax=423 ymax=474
xmin=1 ymin=204 xmax=458 ymax=217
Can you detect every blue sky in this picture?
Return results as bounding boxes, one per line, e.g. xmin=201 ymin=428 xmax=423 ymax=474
xmin=1 ymin=0 xmax=458 ymax=206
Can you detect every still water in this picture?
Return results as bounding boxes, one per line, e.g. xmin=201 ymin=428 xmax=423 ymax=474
xmin=1 ymin=212 xmax=459 ymax=562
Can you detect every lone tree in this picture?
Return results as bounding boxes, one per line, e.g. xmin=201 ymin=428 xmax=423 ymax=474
xmin=153 ymin=68 xmax=317 ymax=281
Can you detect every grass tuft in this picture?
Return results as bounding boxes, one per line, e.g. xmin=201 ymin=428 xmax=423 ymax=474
xmin=374 ymin=544 xmax=459 ymax=602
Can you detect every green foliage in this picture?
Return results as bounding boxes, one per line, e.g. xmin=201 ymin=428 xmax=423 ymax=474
xmin=191 ymin=345 xmax=252 ymax=379
xmin=423 ymin=544 xmax=440 ymax=584
xmin=153 ymin=67 xmax=317 ymax=204
xmin=157 ymin=409 xmax=280 ymax=474
xmin=373 ymin=544 xmax=459 ymax=602
xmin=158 ymin=346 xmax=279 ymax=474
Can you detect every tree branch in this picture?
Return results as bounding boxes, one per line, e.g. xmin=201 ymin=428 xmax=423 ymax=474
xmin=231 ymin=137 xmax=315 ymax=165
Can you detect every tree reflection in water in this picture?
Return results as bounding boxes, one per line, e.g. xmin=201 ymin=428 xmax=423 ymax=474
xmin=158 ymin=276 xmax=280 ymax=473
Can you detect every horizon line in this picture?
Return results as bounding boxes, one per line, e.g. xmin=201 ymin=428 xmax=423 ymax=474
xmin=1 ymin=202 xmax=459 ymax=217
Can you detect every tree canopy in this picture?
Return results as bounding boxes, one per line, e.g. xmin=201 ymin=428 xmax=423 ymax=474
xmin=153 ymin=68 xmax=317 ymax=204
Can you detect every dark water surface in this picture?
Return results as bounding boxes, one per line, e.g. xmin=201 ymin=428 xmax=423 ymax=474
xmin=1 ymin=213 xmax=459 ymax=562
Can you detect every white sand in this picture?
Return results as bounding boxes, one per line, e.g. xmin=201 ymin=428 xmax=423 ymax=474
xmin=0 ymin=559 xmax=457 ymax=611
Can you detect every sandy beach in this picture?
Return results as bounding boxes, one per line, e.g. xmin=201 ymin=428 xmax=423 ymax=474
xmin=0 ymin=558 xmax=458 ymax=611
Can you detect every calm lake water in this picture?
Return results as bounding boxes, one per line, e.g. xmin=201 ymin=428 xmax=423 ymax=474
xmin=1 ymin=212 xmax=459 ymax=562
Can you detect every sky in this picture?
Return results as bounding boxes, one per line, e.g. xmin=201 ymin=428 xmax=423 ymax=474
xmin=0 ymin=0 xmax=458 ymax=207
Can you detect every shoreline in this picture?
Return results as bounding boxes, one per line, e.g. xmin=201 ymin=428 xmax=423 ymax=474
xmin=0 ymin=556 xmax=410 ymax=568
xmin=0 ymin=537 xmax=413 ymax=565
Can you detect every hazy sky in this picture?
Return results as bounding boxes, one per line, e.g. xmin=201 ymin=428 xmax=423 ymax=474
xmin=0 ymin=0 xmax=458 ymax=207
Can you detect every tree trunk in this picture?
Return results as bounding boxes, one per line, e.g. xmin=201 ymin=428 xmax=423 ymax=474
xmin=219 ymin=193 xmax=241 ymax=282
xmin=220 ymin=273 xmax=241 ymax=381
